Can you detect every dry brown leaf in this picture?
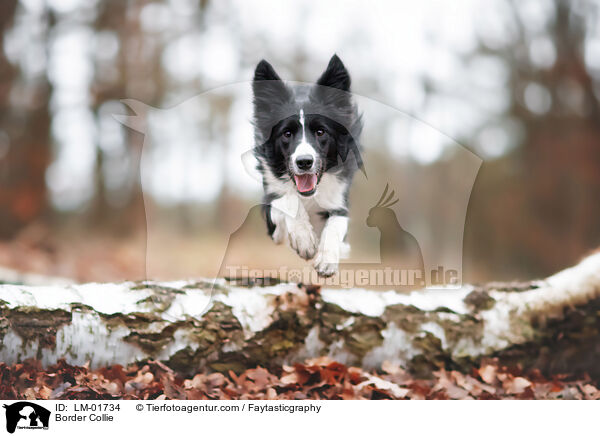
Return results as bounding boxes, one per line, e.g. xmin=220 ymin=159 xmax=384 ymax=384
xmin=478 ymin=364 xmax=497 ymax=385
xmin=504 ymin=376 xmax=532 ymax=394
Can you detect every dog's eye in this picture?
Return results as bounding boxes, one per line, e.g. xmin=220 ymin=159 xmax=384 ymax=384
xmin=315 ymin=129 xmax=325 ymax=137
xmin=282 ymin=130 xmax=292 ymax=139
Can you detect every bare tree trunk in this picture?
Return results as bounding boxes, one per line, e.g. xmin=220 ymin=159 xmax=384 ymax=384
xmin=1 ymin=252 xmax=600 ymax=377
xmin=0 ymin=1 xmax=52 ymax=238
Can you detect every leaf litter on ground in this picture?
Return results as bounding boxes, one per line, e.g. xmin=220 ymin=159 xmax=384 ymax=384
xmin=0 ymin=357 xmax=598 ymax=400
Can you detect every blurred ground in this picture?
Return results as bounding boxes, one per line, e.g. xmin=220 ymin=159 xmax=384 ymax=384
xmin=0 ymin=224 xmax=145 ymax=282
xmin=0 ymin=222 xmax=501 ymax=285
xmin=0 ymin=223 xmax=314 ymax=283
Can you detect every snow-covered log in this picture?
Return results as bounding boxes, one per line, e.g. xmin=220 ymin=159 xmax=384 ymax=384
xmin=1 ymin=252 xmax=600 ymax=377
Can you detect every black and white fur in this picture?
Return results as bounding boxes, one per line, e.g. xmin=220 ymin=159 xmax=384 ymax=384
xmin=252 ymin=55 xmax=363 ymax=277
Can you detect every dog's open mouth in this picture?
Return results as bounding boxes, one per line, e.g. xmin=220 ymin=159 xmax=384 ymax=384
xmin=293 ymin=174 xmax=318 ymax=195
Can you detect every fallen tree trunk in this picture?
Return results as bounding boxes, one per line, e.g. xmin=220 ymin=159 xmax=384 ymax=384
xmin=1 ymin=252 xmax=600 ymax=377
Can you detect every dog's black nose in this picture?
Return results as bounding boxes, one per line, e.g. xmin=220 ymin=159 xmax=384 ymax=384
xmin=295 ymin=155 xmax=314 ymax=170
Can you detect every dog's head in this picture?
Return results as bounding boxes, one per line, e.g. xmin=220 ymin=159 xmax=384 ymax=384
xmin=252 ymin=55 xmax=362 ymax=197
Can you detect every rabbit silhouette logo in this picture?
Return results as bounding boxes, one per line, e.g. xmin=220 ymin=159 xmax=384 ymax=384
xmin=3 ymin=402 xmax=50 ymax=433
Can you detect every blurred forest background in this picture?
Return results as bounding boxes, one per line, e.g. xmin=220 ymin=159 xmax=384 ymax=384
xmin=0 ymin=0 xmax=599 ymax=283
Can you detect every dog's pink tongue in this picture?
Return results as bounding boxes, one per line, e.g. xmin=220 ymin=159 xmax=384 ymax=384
xmin=294 ymin=174 xmax=317 ymax=193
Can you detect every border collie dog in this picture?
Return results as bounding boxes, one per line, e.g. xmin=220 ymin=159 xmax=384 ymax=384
xmin=252 ymin=55 xmax=363 ymax=277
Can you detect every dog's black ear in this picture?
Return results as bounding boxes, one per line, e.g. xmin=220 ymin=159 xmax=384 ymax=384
xmin=254 ymin=59 xmax=281 ymax=82
xmin=311 ymin=55 xmax=352 ymax=108
xmin=252 ymin=60 xmax=291 ymax=106
xmin=316 ymin=54 xmax=351 ymax=92
xmin=252 ymin=60 xmax=292 ymax=142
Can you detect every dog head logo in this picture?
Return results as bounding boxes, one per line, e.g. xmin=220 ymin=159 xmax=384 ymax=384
xmin=3 ymin=402 xmax=50 ymax=434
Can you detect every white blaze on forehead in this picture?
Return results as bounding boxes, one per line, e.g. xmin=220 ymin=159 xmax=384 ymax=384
xmin=292 ymin=109 xmax=317 ymax=163
xmin=299 ymin=109 xmax=306 ymax=134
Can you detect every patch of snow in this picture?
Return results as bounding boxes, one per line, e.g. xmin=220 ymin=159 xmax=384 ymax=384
xmin=157 ymin=328 xmax=201 ymax=360
xmin=338 ymin=316 xmax=355 ymax=330
xmin=472 ymin=252 xmax=600 ymax=355
xmin=362 ymin=323 xmax=417 ymax=369
xmin=74 ymin=282 xmax=154 ymax=314
xmin=303 ymin=326 xmax=324 ymax=356
xmin=0 ymin=282 xmax=154 ymax=315
xmin=216 ymin=287 xmax=277 ymax=334
xmin=327 ymin=339 xmax=353 ymax=365
xmin=321 ymin=286 xmax=472 ymax=317
xmin=163 ymin=292 xmax=212 ymax=320
xmin=285 ymin=326 xmax=326 ymax=363
xmin=420 ymin=322 xmax=448 ymax=349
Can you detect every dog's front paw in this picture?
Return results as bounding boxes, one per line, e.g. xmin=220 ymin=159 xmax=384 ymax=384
xmin=313 ymin=248 xmax=339 ymax=277
xmin=314 ymin=259 xmax=338 ymax=277
xmin=271 ymin=224 xmax=285 ymax=245
xmin=288 ymin=221 xmax=317 ymax=260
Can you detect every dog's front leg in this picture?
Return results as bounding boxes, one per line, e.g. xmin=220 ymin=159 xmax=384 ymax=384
xmin=314 ymin=215 xmax=349 ymax=277
xmin=269 ymin=194 xmax=317 ymax=260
